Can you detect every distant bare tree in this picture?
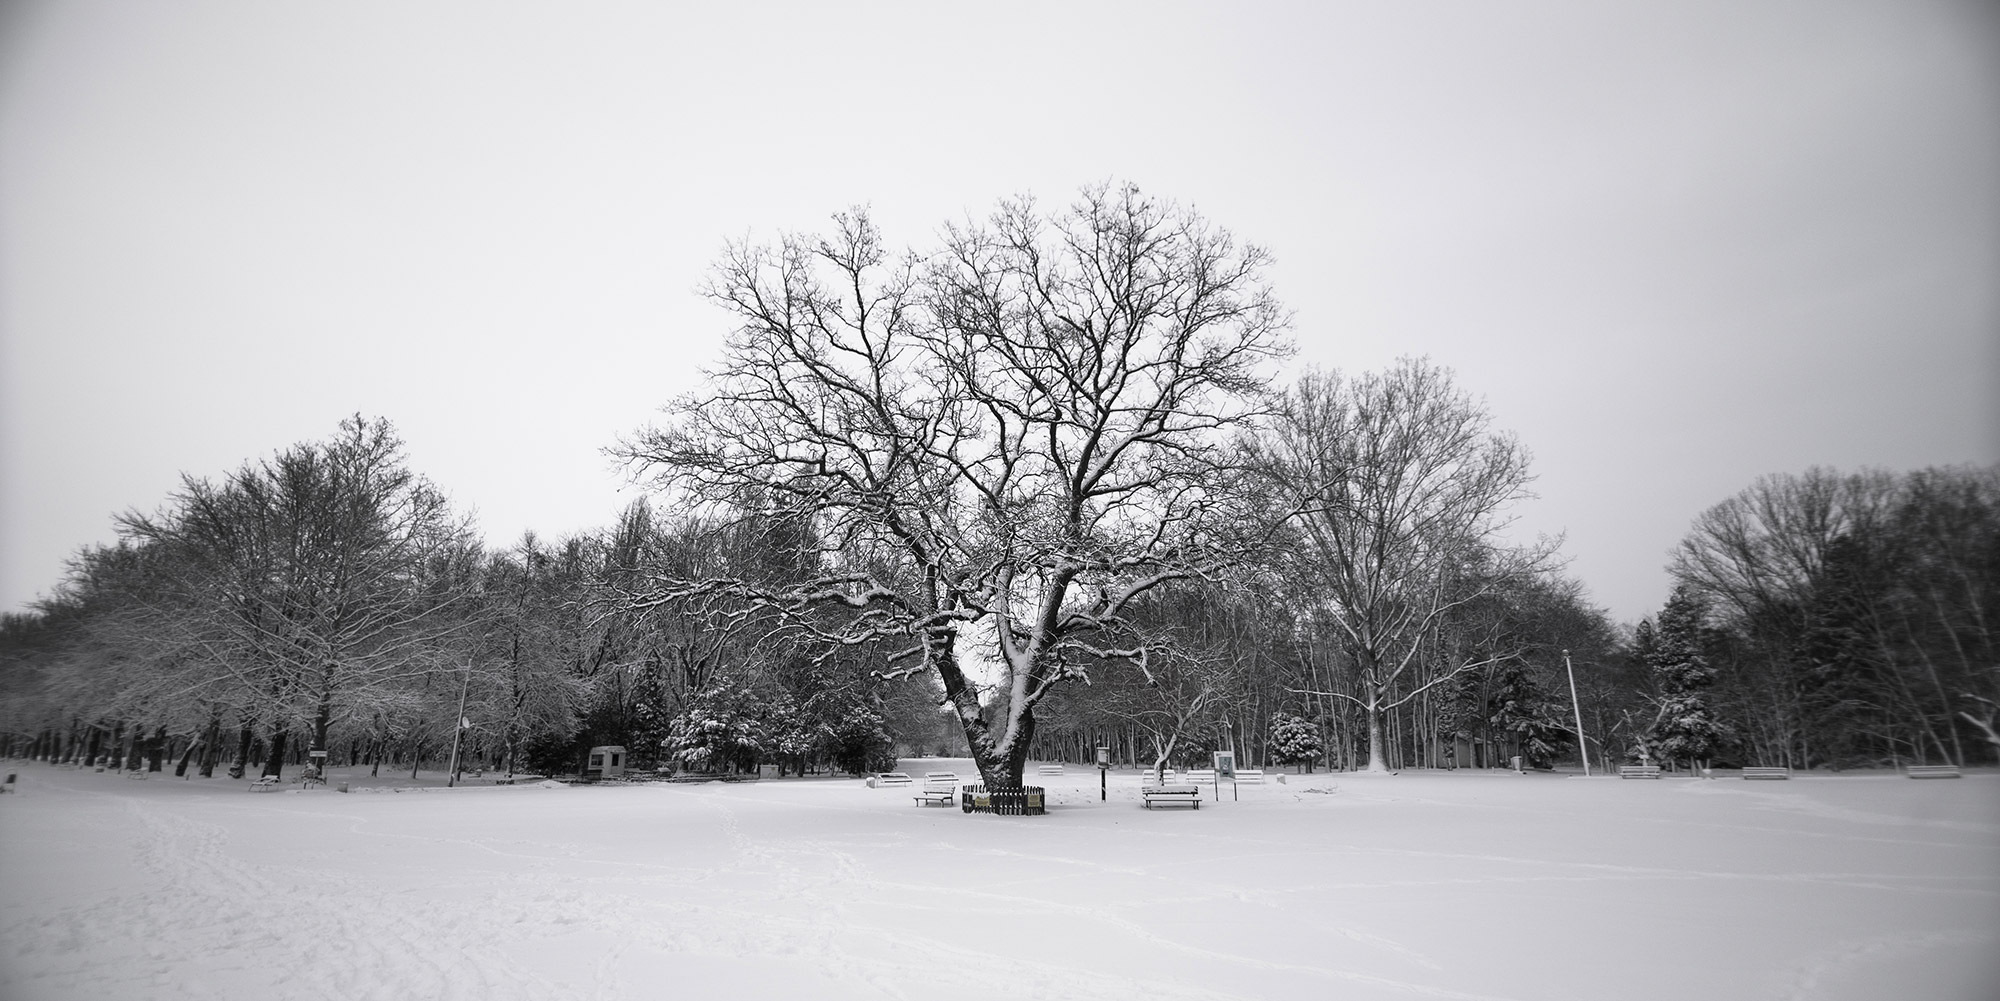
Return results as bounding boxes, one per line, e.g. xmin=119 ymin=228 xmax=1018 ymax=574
xmin=616 ymin=183 xmax=1290 ymax=789
xmin=1266 ymin=360 xmax=1550 ymax=772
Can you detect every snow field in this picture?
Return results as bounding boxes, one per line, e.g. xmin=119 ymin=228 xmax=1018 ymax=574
xmin=1 ymin=762 xmax=1995 ymax=1001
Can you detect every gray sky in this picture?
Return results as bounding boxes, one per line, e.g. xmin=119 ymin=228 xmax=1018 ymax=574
xmin=3 ymin=1 xmax=1996 ymax=624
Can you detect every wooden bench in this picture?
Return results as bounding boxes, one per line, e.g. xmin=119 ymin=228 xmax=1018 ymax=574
xmin=869 ymin=772 xmax=912 ymax=788
xmin=1141 ymin=784 xmax=1201 ymax=809
xmin=1234 ymin=769 xmax=1265 ymax=785
xmin=1742 ymin=766 xmax=1791 ymax=780
xmin=912 ymin=772 xmax=960 ymax=807
xmin=1140 ymin=768 xmax=1177 ymax=785
xmin=1185 ymin=769 xmax=1216 ymax=785
xmin=1036 ymin=764 xmax=1065 ymax=777
xmin=1619 ymin=765 xmax=1662 ymax=779
xmin=249 ymin=776 xmax=282 ymax=792
xmin=1907 ymin=764 xmax=1962 ymax=779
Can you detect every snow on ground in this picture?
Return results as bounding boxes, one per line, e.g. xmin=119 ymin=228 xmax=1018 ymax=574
xmin=2 ymin=760 xmax=1995 ymax=1001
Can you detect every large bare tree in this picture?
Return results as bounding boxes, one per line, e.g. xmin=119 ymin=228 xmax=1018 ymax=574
xmin=1267 ymin=360 xmax=1549 ymax=772
xmin=617 ymin=183 xmax=1290 ymax=789
xmin=120 ymin=416 xmax=474 ymax=779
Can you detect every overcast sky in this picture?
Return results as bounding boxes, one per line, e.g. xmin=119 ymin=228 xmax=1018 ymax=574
xmin=3 ymin=1 xmax=1995 ymax=624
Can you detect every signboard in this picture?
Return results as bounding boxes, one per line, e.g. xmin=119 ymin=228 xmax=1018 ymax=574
xmin=1212 ymin=751 xmax=1235 ymax=779
xmin=1095 ymin=746 xmax=1110 ymax=768
xmin=308 ymin=750 xmax=328 ymax=760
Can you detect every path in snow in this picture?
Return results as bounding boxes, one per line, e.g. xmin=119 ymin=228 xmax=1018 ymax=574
xmin=2 ymin=762 xmax=1995 ymax=1001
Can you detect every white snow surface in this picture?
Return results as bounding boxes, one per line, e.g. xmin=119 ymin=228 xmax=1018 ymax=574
xmin=2 ymin=761 xmax=1996 ymax=1001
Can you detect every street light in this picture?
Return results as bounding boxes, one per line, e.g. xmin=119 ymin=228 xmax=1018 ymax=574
xmin=1564 ymin=649 xmax=1590 ymax=777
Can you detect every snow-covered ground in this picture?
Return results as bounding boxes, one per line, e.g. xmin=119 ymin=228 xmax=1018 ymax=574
xmin=2 ymin=760 xmax=1995 ymax=1001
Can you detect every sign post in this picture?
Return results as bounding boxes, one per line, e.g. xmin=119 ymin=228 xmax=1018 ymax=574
xmin=1213 ymin=750 xmax=1236 ymax=802
xmin=1096 ymin=746 xmax=1109 ymax=802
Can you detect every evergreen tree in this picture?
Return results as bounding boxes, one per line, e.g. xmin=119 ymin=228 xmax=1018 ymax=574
xmin=1487 ymin=664 xmax=1571 ymax=768
xmin=1642 ymin=586 xmax=1730 ymax=770
xmin=1266 ymin=712 xmax=1324 ymax=772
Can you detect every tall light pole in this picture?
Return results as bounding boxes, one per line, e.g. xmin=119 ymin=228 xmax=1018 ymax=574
xmin=446 ymin=661 xmax=472 ymax=788
xmin=1564 ymin=649 xmax=1590 ymax=776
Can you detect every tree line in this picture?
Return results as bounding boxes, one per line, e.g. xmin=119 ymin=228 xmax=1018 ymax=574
xmin=4 ymin=184 xmax=1993 ymax=787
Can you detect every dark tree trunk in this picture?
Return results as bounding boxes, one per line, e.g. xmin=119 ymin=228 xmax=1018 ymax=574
xmin=229 ymin=723 xmax=252 ymax=779
xmin=174 ymin=737 xmax=198 ymax=777
xmin=308 ymin=691 xmax=333 ymax=779
xmin=261 ymin=725 xmax=287 ymax=780
xmin=147 ymin=727 xmax=167 ymax=772
xmin=198 ymin=715 xmax=222 ymax=778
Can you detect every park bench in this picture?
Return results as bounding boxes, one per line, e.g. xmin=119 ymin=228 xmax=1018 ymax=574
xmin=869 ymin=772 xmax=912 ymax=788
xmin=1140 ymin=768 xmax=1177 ymax=785
xmin=1742 ymin=766 xmax=1790 ymax=780
xmin=1235 ymin=769 xmax=1265 ymax=785
xmin=1619 ymin=765 xmax=1661 ymax=779
xmin=1185 ymin=768 xmax=1216 ymax=785
xmin=1141 ymin=784 xmax=1201 ymax=809
xmin=1036 ymin=763 xmax=1064 ymax=777
xmin=913 ymin=772 xmax=960 ymax=807
xmin=1906 ymin=764 xmax=1962 ymax=779
xmin=249 ymin=776 xmax=282 ymax=792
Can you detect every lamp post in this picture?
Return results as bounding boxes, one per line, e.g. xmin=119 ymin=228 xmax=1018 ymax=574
xmin=445 ymin=661 xmax=472 ymax=788
xmin=1564 ymin=649 xmax=1590 ymax=777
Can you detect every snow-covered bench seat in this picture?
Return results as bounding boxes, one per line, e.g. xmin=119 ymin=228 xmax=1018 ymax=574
xmin=913 ymin=773 xmax=960 ymax=807
xmin=1906 ymin=764 xmax=1962 ymax=779
xmin=868 ymin=772 xmax=912 ymax=788
xmin=1742 ymin=767 xmax=1790 ymax=780
xmin=1235 ymin=769 xmax=1265 ymax=784
xmin=1141 ymin=784 xmax=1201 ymax=809
xmin=1036 ymin=763 xmax=1064 ymax=776
xmin=1619 ymin=765 xmax=1661 ymax=779
xmin=1185 ymin=769 xmax=1216 ymax=785
xmin=249 ymin=776 xmax=282 ymax=792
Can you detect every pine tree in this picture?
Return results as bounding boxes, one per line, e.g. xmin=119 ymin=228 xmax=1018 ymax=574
xmin=1643 ymin=586 xmax=1730 ymax=771
xmin=1488 ymin=665 xmax=1572 ymax=768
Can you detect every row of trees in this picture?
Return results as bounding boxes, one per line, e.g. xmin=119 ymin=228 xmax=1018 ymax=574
xmin=0 ymin=419 xmax=938 ymax=783
xmin=1653 ymin=466 xmax=2000 ymax=770
xmin=5 ymin=184 xmax=1990 ymax=787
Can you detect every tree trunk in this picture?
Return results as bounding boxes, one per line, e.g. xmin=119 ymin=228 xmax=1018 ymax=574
xmin=229 ymin=722 xmax=252 ymax=779
xmin=198 ymin=714 xmax=222 ymax=778
xmin=930 ymin=630 xmax=1031 ymax=790
xmin=147 ymin=727 xmax=167 ymax=772
xmin=1364 ymin=698 xmax=1391 ymax=773
xmin=261 ymin=726 xmax=288 ymax=780
xmin=308 ymin=695 xmax=333 ymax=780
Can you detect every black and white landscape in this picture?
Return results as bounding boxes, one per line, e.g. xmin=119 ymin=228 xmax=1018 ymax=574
xmin=2 ymin=3 xmax=1996 ymax=1000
